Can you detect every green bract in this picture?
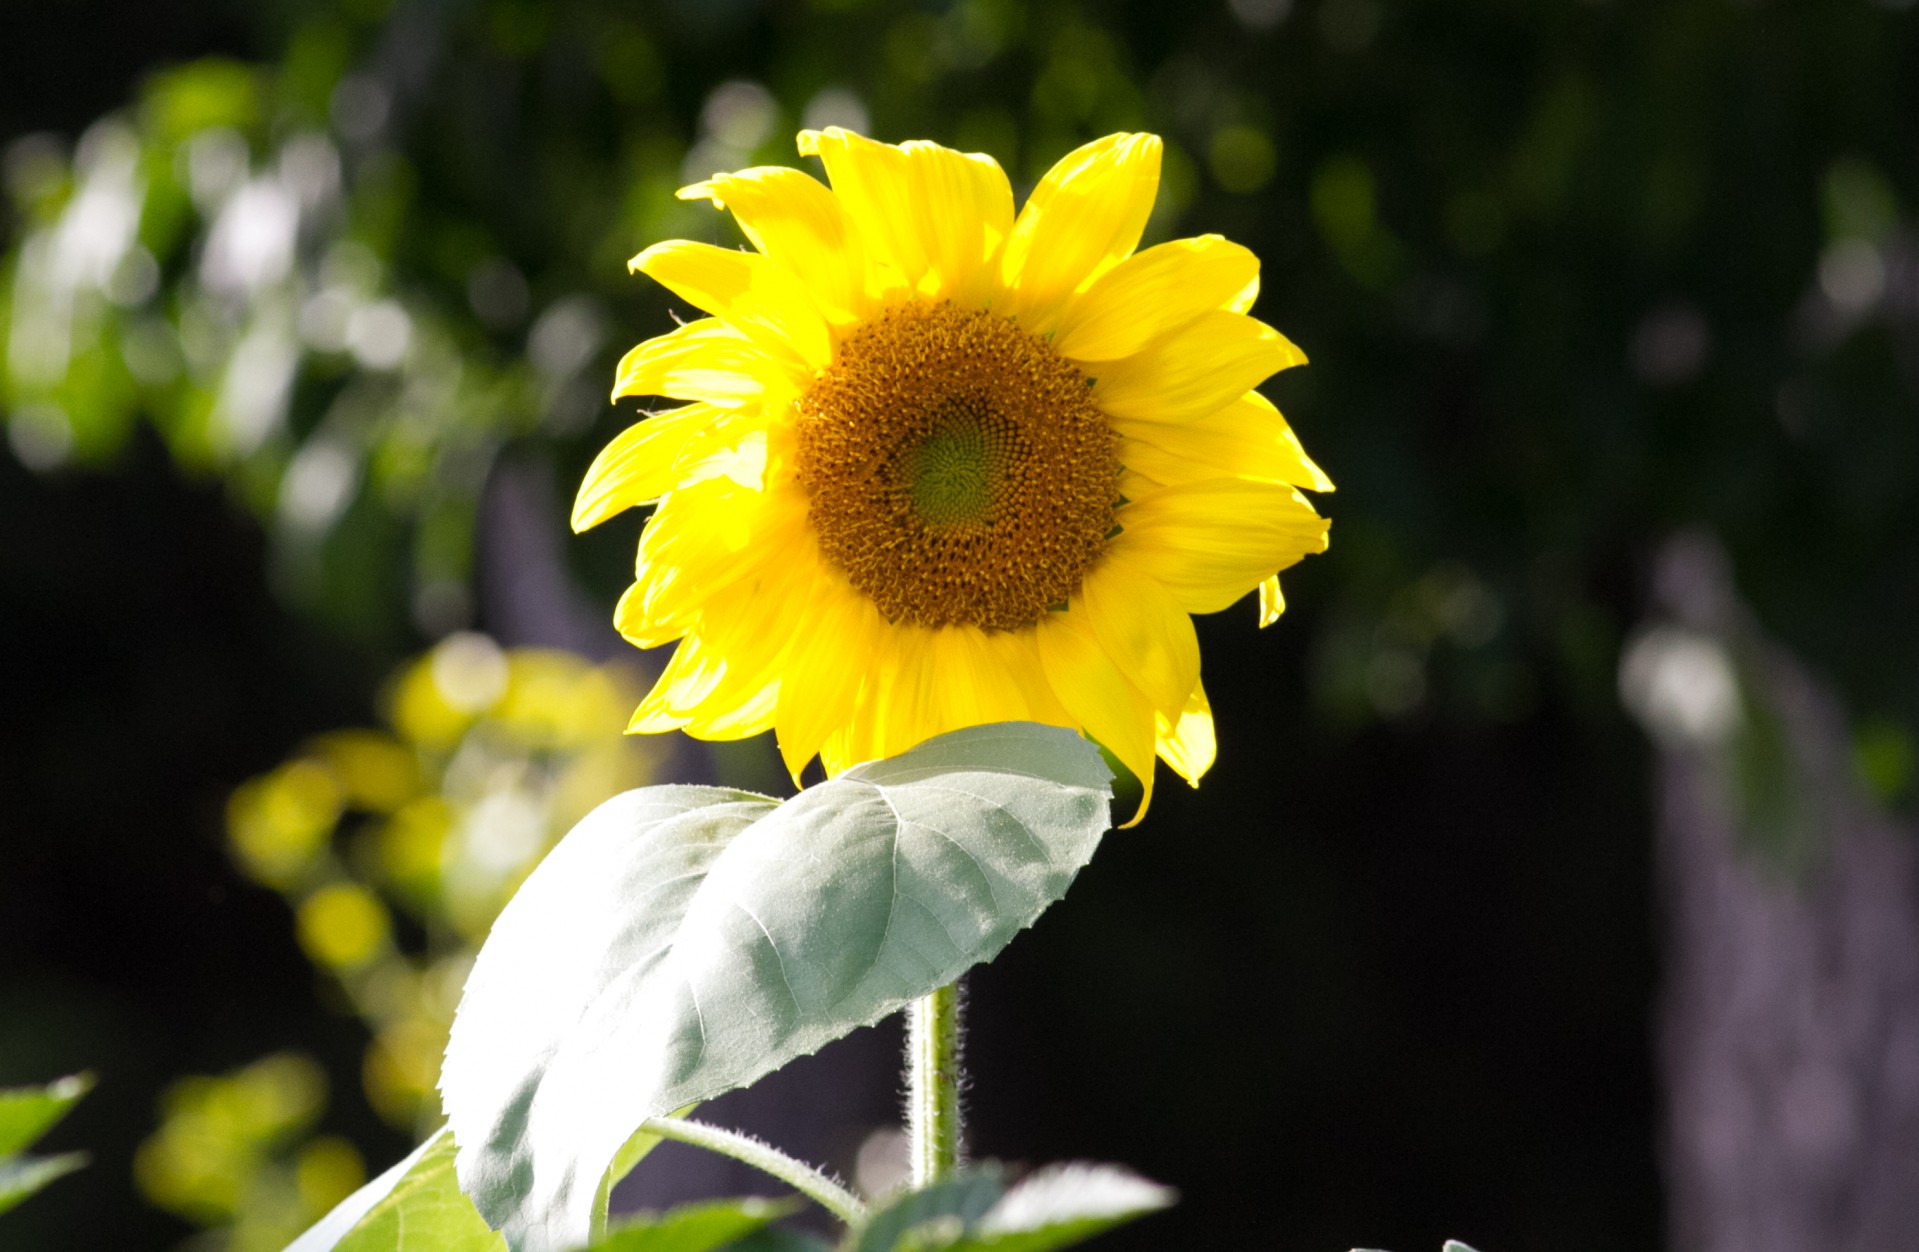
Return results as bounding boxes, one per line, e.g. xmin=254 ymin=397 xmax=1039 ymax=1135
xmin=440 ymin=722 xmax=1113 ymax=1252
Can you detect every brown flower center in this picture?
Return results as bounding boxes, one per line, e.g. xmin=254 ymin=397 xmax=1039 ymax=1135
xmin=795 ymin=301 xmax=1120 ymax=631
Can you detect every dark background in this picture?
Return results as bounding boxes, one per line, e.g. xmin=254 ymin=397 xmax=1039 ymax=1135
xmin=3 ymin=0 xmax=1915 ymax=1248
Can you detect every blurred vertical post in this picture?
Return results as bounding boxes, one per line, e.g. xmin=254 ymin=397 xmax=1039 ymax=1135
xmin=1625 ymin=535 xmax=1919 ymax=1252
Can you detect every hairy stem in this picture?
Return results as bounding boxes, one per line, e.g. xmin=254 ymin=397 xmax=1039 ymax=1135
xmin=906 ymin=980 xmax=964 ymax=1184
xmin=638 ymin=1116 xmax=867 ymax=1225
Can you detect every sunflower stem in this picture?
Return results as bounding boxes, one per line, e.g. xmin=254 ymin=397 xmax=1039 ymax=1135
xmin=638 ymin=1116 xmax=867 ymax=1225
xmin=906 ymin=980 xmax=965 ymax=1185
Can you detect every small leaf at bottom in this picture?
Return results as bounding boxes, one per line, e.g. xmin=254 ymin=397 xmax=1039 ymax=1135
xmin=951 ymin=1163 xmax=1175 ymax=1251
xmin=590 ymin=1196 xmax=797 ymax=1251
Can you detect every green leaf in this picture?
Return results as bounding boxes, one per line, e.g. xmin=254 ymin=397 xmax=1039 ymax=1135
xmin=442 ymin=723 xmax=1113 ymax=1252
xmin=0 ymin=1073 xmax=93 ymax=1215
xmin=0 ymin=1153 xmax=88 ymax=1217
xmin=590 ymin=1113 xmax=686 ymax=1241
xmin=721 ymin=1232 xmax=831 ymax=1252
xmin=287 ymin=1128 xmax=504 ymax=1252
xmin=847 ymin=1171 xmax=1005 ymax=1252
xmin=942 ymin=1164 xmax=1175 ymax=1251
xmin=0 ymin=1073 xmax=92 ymax=1157
xmin=588 ymin=1196 xmax=795 ymax=1251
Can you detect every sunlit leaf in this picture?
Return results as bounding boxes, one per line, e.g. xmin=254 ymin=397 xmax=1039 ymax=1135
xmin=442 ymin=722 xmax=1113 ymax=1252
xmin=286 ymin=1129 xmax=502 ymax=1252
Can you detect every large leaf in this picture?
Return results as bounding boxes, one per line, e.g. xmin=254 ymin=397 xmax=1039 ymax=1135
xmin=0 ymin=1073 xmax=91 ymax=1216
xmin=442 ymin=722 xmax=1113 ymax=1252
xmin=287 ymin=1129 xmax=502 ymax=1252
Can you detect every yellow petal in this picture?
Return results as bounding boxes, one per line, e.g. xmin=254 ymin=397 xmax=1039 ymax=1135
xmin=1113 ymin=480 xmax=1330 ymax=615
xmin=624 ymin=478 xmax=807 ymax=641
xmin=1257 ymin=575 xmax=1285 ymax=627
xmin=773 ymin=575 xmax=882 ymax=782
xmin=1035 ymin=610 xmax=1158 ymax=827
xmin=1091 ymin=310 xmax=1305 ymax=424
xmin=684 ymin=680 xmax=779 ymax=739
xmin=576 ymin=413 xmax=767 ymax=534
xmin=815 ymin=624 xmax=1066 ymax=776
xmin=1116 ymin=390 xmax=1335 ymax=493
xmin=627 ymin=635 xmax=724 ymax=733
xmin=575 ymin=404 xmax=723 ymax=531
xmin=1052 ymin=235 xmax=1260 ymax=362
xmin=1076 ymin=557 xmax=1200 ymax=719
xmin=678 ymin=166 xmax=871 ymax=326
xmin=844 ymin=629 xmax=951 ymax=768
xmin=630 ymin=544 xmax=819 ymax=740
xmin=678 ymin=630 xmax=785 ymax=740
xmin=675 ymin=623 xmax=786 ymax=741
xmin=796 ymin=129 xmax=1013 ymax=303
xmin=1227 ymin=273 xmax=1259 ymax=314
xmin=613 ymin=579 xmax=679 ymax=649
xmin=821 ymin=628 xmax=926 ymax=770
xmin=1155 ymin=679 xmax=1215 ymax=787
xmin=990 ymin=629 xmax=1075 ymax=729
xmin=1001 ymin=133 xmax=1162 ymax=333
xmin=610 ymin=318 xmax=797 ymax=407
xmin=925 ymin=626 xmax=1072 ymax=735
xmin=630 ymin=240 xmax=832 ymax=371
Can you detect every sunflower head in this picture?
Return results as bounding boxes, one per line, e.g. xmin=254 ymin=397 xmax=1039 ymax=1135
xmin=574 ymin=128 xmax=1331 ymax=819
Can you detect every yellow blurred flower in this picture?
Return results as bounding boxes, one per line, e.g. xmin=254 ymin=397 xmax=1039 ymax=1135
xmin=135 ymin=1053 xmax=327 ymax=1225
xmin=213 ymin=634 xmax=653 ymax=1148
xmin=296 ymin=882 xmax=390 ymax=970
xmin=294 ymin=1137 xmax=367 ymax=1217
xmin=577 ymin=129 xmax=1330 ymax=812
xmin=227 ymin=760 xmax=342 ymax=888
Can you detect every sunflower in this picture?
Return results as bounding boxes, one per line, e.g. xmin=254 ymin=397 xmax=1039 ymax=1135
xmin=573 ymin=128 xmax=1330 ymax=816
